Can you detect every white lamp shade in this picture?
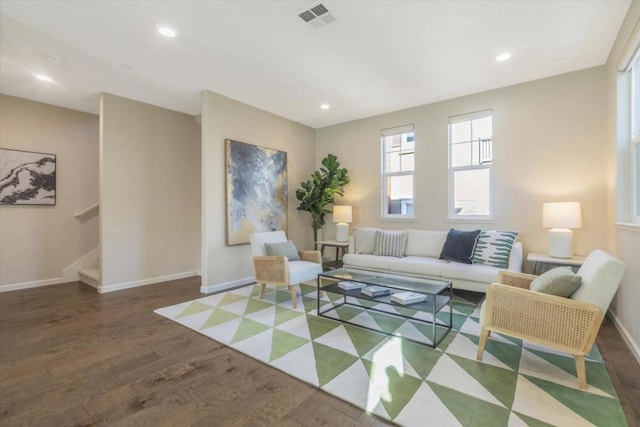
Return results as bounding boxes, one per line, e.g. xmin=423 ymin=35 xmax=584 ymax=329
xmin=543 ymin=202 xmax=582 ymax=229
xmin=333 ymin=205 xmax=352 ymax=224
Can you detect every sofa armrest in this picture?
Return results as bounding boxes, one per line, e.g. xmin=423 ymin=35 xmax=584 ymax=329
xmin=498 ymin=270 xmax=537 ymax=289
xmin=348 ymin=235 xmax=355 ymax=255
xmin=253 ymin=256 xmax=288 ymax=285
xmin=507 ymin=242 xmax=523 ymax=272
xmin=483 ymin=283 xmax=603 ymax=354
xmin=299 ymin=250 xmax=322 ymax=264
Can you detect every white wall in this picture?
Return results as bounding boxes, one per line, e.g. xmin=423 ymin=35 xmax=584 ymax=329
xmin=201 ymin=91 xmax=316 ymax=292
xmin=0 ymin=95 xmax=99 ymax=289
xmin=100 ymin=93 xmax=201 ymax=291
xmin=316 ymin=67 xmax=608 ymax=262
xmin=605 ymin=2 xmax=640 ymax=360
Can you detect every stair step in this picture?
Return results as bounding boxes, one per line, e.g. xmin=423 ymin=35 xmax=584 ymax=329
xmin=79 ymin=267 xmax=100 ymax=289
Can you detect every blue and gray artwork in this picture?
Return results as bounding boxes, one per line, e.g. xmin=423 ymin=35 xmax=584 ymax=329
xmin=226 ymin=140 xmax=287 ymax=245
xmin=0 ymin=148 xmax=56 ymax=205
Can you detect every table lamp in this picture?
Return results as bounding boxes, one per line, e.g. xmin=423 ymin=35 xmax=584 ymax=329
xmin=333 ymin=205 xmax=352 ymax=242
xmin=543 ymin=202 xmax=582 ymax=258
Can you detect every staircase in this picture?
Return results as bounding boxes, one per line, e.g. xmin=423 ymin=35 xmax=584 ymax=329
xmin=79 ymin=266 xmax=100 ymax=289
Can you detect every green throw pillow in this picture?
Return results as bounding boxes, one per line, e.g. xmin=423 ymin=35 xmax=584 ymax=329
xmin=530 ymin=267 xmax=582 ymax=297
xmin=265 ymin=241 xmax=300 ymax=261
xmin=472 ymin=231 xmax=518 ymax=268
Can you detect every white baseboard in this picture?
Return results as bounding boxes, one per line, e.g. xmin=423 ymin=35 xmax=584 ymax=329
xmin=0 ymin=277 xmax=63 ymax=293
xmin=99 ymin=271 xmax=199 ymax=293
xmin=200 ymin=276 xmax=255 ymax=294
xmin=608 ymin=310 xmax=640 ymax=365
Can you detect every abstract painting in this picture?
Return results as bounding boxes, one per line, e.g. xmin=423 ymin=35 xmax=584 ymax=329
xmin=226 ymin=139 xmax=287 ymax=245
xmin=0 ymin=148 xmax=56 ymax=205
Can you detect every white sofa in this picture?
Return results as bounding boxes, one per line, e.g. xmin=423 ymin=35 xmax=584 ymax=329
xmin=343 ymin=228 xmax=523 ymax=293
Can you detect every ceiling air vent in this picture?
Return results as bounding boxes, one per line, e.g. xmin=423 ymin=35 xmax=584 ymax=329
xmin=297 ymin=2 xmax=337 ymax=29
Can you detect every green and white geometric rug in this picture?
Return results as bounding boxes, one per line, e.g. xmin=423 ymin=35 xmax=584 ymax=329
xmin=154 ymin=283 xmax=627 ymax=427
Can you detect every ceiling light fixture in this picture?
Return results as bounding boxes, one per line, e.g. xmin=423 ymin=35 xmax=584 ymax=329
xmin=320 ymin=103 xmax=331 ymax=110
xmin=496 ymin=52 xmax=511 ymax=62
xmin=157 ymin=26 xmax=176 ymax=38
xmin=35 ymin=74 xmax=54 ymax=83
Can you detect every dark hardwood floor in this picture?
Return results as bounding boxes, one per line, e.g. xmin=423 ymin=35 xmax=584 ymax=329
xmin=1 ymin=278 xmax=638 ymax=426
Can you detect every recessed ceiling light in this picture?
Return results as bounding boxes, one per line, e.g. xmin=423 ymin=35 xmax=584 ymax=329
xmin=320 ymin=103 xmax=331 ymax=110
xmin=35 ymin=74 xmax=54 ymax=83
xmin=496 ymin=52 xmax=511 ymax=62
xmin=157 ymin=26 xmax=176 ymax=38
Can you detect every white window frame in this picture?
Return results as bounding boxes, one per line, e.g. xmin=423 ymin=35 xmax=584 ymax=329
xmin=381 ymin=124 xmax=415 ymax=219
xmin=448 ymin=110 xmax=494 ymax=220
xmin=631 ymin=52 xmax=640 ymax=223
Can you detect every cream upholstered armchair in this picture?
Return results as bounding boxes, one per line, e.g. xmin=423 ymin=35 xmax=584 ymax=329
xmin=250 ymin=231 xmax=323 ymax=309
xmin=477 ymin=249 xmax=625 ymax=389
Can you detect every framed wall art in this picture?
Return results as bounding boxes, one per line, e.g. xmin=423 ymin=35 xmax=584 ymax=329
xmin=225 ymin=139 xmax=287 ymax=245
xmin=0 ymin=148 xmax=56 ymax=205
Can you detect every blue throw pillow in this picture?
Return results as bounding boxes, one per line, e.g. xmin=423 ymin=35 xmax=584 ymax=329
xmin=439 ymin=229 xmax=481 ymax=264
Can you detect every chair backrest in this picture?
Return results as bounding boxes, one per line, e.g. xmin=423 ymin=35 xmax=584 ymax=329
xmin=571 ymin=249 xmax=626 ymax=313
xmin=250 ymin=231 xmax=287 ymax=257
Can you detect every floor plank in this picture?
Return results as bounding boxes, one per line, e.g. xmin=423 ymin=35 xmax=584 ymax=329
xmin=1 ymin=278 xmax=638 ymax=426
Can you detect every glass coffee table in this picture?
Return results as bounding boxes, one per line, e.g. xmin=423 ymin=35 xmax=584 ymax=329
xmin=317 ymin=268 xmax=453 ymax=348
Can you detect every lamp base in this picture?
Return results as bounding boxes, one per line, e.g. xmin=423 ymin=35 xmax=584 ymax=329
xmin=336 ymin=223 xmax=349 ymax=242
xmin=548 ymin=228 xmax=573 ymax=258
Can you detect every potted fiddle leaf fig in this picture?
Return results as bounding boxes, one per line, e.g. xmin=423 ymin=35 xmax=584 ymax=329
xmin=296 ymin=154 xmax=350 ymax=243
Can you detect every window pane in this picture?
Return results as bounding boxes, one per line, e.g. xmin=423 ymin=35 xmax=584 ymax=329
xmin=452 ymin=142 xmax=471 ymax=167
xmin=401 ymin=152 xmax=414 ymax=171
xmin=451 ymin=121 xmax=471 ymax=143
xmin=472 ymin=116 xmax=492 ymax=140
xmin=385 ymin=175 xmax=413 ymax=215
xmin=386 ymin=151 xmax=401 ymax=173
xmin=453 ymin=169 xmax=490 ymax=215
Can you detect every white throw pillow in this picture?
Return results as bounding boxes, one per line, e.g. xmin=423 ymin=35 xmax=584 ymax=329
xmin=405 ymin=230 xmax=448 ymax=258
xmin=353 ymin=227 xmax=379 ymax=254
xmin=373 ymin=230 xmax=407 ymax=258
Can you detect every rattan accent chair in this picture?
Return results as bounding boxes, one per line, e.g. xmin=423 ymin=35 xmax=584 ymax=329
xmin=476 ymin=249 xmax=625 ymax=389
xmin=250 ymin=231 xmax=322 ymax=309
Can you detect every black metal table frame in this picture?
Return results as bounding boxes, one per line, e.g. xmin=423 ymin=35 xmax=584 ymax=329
xmin=316 ymin=274 xmax=453 ymax=348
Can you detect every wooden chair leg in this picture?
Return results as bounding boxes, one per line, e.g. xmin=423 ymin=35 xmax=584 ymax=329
xmin=289 ymin=285 xmax=298 ymax=309
xmin=575 ymin=355 xmax=587 ymax=390
xmin=258 ymin=283 xmax=266 ymax=299
xmin=476 ymin=327 xmax=490 ymax=360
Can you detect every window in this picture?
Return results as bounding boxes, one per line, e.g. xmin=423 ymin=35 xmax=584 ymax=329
xmin=448 ymin=110 xmax=493 ymax=219
xmin=631 ymin=53 xmax=640 ymax=222
xmin=381 ymin=125 xmax=414 ymax=218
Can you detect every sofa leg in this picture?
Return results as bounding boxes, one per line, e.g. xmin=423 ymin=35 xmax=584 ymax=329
xmin=289 ymin=285 xmax=297 ymax=309
xmin=259 ymin=283 xmax=266 ymax=299
xmin=477 ymin=327 xmax=490 ymax=360
xmin=575 ymin=355 xmax=587 ymax=390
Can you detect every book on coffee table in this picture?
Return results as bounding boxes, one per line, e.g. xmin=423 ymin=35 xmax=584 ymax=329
xmin=338 ymin=281 xmax=366 ymax=290
xmin=391 ymin=291 xmax=426 ymax=305
xmin=361 ymin=286 xmax=391 ymax=297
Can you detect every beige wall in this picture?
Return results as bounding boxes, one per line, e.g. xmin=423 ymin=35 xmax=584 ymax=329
xmin=0 ymin=95 xmax=99 ymax=287
xmin=201 ymin=91 xmax=316 ymax=292
xmin=316 ymin=67 xmax=607 ymax=261
xmin=605 ymin=2 xmax=640 ymax=360
xmin=100 ymin=93 xmax=201 ymax=290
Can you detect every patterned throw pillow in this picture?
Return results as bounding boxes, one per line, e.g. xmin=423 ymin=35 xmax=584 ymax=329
xmin=373 ymin=230 xmax=407 ymax=258
xmin=439 ymin=229 xmax=481 ymax=264
xmin=531 ymin=267 xmax=582 ymax=297
xmin=265 ymin=241 xmax=301 ymax=261
xmin=472 ymin=231 xmax=519 ymax=268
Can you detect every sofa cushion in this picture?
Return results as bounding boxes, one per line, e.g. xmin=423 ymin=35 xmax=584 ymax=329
xmin=343 ymin=253 xmax=393 ymax=271
xmin=531 ymin=267 xmax=582 ymax=297
xmin=440 ymin=261 xmax=501 ymax=284
xmin=439 ymin=229 xmax=481 ymax=264
xmin=265 ymin=241 xmax=300 ymax=261
xmin=472 ymin=231 xmax=519 ymax=268
xmin=353 ymin=227 xmax=379 ymax=254
xmin=405 ymin=230 xmax=448 ymax=258
xmin=387 ymin=256 xmax=448 ymax=277
xmin=373 ymin=230 xmax=407 ymax=257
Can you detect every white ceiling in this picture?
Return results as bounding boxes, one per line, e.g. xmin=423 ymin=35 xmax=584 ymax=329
xmin=0 ymin=1 xmax=631 ymax=129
